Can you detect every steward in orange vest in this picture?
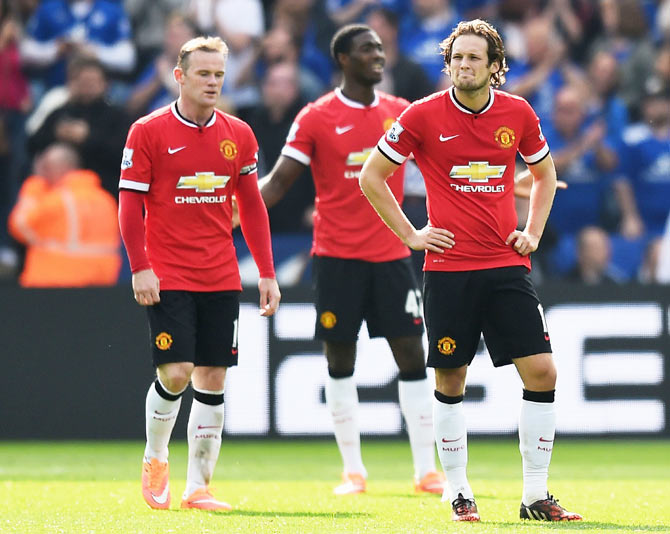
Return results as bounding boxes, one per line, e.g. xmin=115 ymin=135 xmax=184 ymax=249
xmin=8 ymin=143 xmax=121 ymax=287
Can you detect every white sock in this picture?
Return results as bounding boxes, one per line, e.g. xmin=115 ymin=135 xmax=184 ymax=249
xmin=519 ymin=399 xmax=555 ymax=505
xmin=433 ymin=396 xmax=472 ymax=503
xmin=184 ymin=390 xmax=224 ymax=498
xmin=144 ymin=379 xmax=183 ymax=463
xmin=325 ymin=375 xmax=367 ymax=477
xmin=398 ymin=378 xmax=437 ymax=480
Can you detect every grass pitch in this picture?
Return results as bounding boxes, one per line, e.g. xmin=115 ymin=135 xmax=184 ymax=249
xmin=1 ymin=439 xmax=668 ymax=533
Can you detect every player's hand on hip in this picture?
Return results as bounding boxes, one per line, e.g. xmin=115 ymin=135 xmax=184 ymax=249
xmin=258 ymin=277 xmax=281 ymax=317
xmin=505 ymin=230 xmax=539 ymax=256
xmin=407 ymin=225 xmax=455 ymax=253
xmin=132 ymin=268 xmax=161 ymax=306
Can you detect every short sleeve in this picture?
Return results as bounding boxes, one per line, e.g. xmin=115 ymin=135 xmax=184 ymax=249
xmin=376 ymin=103 xmax=422 ymax=165
xmin=280 ymin=104 xmax=316 ymax=166
xmin=238 ymin=121 xmax=259 ymax=178
xmin=518 ymin=100 xmax=550 ymax=165
xmin=119 ymin=121 xmax=152 ymax=192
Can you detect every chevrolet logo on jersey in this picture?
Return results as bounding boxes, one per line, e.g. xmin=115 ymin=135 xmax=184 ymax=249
xmin=346 ymin=148 xmax=373 ymax=166
xmin=177 ymin=172 xmax=230 ymax=193
xmin=449 ymin=162 xmax=506 ymax=182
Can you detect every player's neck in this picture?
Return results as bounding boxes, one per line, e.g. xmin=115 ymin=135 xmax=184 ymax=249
xmin=453 ymin=86 xmax=491 ymax=113
xmin=176 ymin=97 xmax=215 ymax=126
xmin=339 ymin=82 xmax=376 ymax=106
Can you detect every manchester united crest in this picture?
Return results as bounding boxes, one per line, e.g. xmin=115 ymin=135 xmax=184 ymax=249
xmin=220 ymin=139 xmax=238 ymax=160
xmin=494 ymin=126 xmax=515 ymax=149
xmin=155 ymin=332 xmax=173 ymax=350
xmin=437 ymin=336 xmax=456 ymax=356
xmin=320 ymin=311 xmax=337 ymax=329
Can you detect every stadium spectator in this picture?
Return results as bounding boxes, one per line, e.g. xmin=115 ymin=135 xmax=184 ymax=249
xmin=326 ymin=0 xmax=410 ymax=25
xmin=614 ymin=86 xmax=670 ymax=238
xmin=542 ymin=0 xmax=603 ymax=63
xmin=123 ymin=0 xmax=185 ymax=73
xmin=566 ymin=225 xmax=624 ymax=285
xmin=246 ymin=61 xmax=314 ymax=233
xmin=398 ymin=0 xmax=459 ymax=86
xmin=118 ymin=36 xmax=280 ymax=512
xmin=360 ymin=19 xmax=582 ymax=522
xmin=7 ymin=143 xmax=120 ymax=287
xmin=28 ymin=54 xmax=130 ymax=195
xmin=257 ymin=23 xmax=325 ymax=102
xmin=259 ymin=24 xmax=446 ymax=497
xmin=655 ymin=210 xmax=670 ymax=283
xmin=504 ymin=15 xmax=583 ymax=123
xmin=638 ymin=235 xmax=665 ymax=284
xmin=20 ymin=0 xmax=136 ymax=93
xmin=187 ymin=0 xmax=265 ymax=116
xmin=0 ymin=0 xmax=31 ymax=277
xmin=125 ymin=13 xmax=196 ymax=119
xmin=542 ymin=84 xmax=621 ymax=238
xmin=366 ymin=7 xmax=436 ymax=102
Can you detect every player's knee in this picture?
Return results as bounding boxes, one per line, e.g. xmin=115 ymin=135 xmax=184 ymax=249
xmin=158 ymin=362 xmax=193 ymax=393
xmin=434 ymin=367 xmax=467 ymax=396
xmin=388 ymin=335 xmax=425 ymax=374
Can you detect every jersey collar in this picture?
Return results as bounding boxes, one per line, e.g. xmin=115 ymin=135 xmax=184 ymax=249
xmin=171 ymin=101 xmax=217 ymax=128
xmin=335 ymin=87 xmax=379 ymax=109
xmin=448 ymin=86 xmax=495 ymax=115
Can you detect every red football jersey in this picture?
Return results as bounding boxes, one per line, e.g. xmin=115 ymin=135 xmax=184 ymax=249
xmin=282 ymin=88 xmax=410 ymax=262
xmin=119 ymin=103 xmax=259 ymax=291
xmin=378 ymin=87 xmax=549 ymax=272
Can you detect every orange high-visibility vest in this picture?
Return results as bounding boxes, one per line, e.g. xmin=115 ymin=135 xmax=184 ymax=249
xmin=8 ymin=170 xmax=121 ymax=287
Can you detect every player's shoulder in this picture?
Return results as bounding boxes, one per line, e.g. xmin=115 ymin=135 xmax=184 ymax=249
xmin=377 ymin=91 xmax=411 ymax=110
xmin=407 ymin=89 xmax=449 ymax=110
xmin=214 ymin=108 xmax=253 ymax=133
xmin=133 ymin=104 xmax=172 ymax=128
xmin=493 ymin=89 xmax=532 ymax=109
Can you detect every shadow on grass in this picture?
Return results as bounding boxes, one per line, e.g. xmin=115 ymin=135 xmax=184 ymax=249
xmin=178 ymin=509 xmax=371 ymax=519
xmin=486 ymin=521 xmax=670 ymax=531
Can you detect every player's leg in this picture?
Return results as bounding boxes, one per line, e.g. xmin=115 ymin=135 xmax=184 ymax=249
xmin=313 ymin=256 xmax=368 ymax=494
xmin=369 ymin=258 xmax=443 ymax=492
xmin=181 ymin=291 xmax=239 ymax=511
xmin=424 ymin=270 xmax=482 ymax=521
xmin=483 ymin=266 xmax=581 ymax=521
xmin=143 ymin=291 xmax=198 ymax=509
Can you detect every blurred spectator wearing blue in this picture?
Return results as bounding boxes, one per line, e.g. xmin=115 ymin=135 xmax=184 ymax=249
xmin=326 ymin=0 xmax=410 ymax=25
xmin=20 ymin=0 xmax=136 ymax=95
xmin=0 ymin=0 xmax=31 ymax=277
xmin=589 ymin=0 xmax=656 ymax=120
xmin=398 ymin=0 xmax=459 ymax=86
xmin=187 ymin=0 xmax=265 ymax=116
xmin=505 ymin=15 xmax=583 ymax=124
xmin=256 ymin=22 xmax=326 ymax=102
xmin=271 ymin=0 xmax=337 ymax=90
xmin=566 ymin=225 xmax=625 ymax=285
xmin=365 ymin=7 xmax=435 ymax=102
xmin=246 ymin=61 xmax=314 ymax=233
xmin=123 ymin=0 xmax=184 ymax=73
xmin=614 ymin=86 xmax=670 ymax=239
xmin=542 ymin=84 xmax=620 ymax=237
xmin=125 ymin=13 xmax=195 ymax=119
xmin=28 ymin=54 xmax=129 ymax=195
xmin=543 ymin=0 xmax=603 ymax=63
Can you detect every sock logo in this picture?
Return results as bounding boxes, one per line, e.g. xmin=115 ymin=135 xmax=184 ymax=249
xmin=538 ymin=437 xmax=554 ymax=443
xmin=441 ymin=435 xmax=464 ymax=443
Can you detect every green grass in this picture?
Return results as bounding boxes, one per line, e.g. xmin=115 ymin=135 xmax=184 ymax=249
xmin=1 ymin=439 xmax=669 ymax=533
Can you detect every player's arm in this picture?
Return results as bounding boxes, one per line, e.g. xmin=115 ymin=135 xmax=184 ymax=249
xmin=258 ymin=155 xmax=307 ymax=208
xmin=235 ymin=173 xmax=281 ymax=317
xmin=505 ymin=155 xmax=557 ymax=256
xmin=359 ymin=149 xmax=454 ymax=253
xmin=118 ymin=189 xmax=160 ymax=306
xmin=514 ymin=168 xmax=567 ymax=199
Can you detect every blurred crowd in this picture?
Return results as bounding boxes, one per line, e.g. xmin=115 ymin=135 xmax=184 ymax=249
xmin=0 ymin=0 xmax=669 ymax=287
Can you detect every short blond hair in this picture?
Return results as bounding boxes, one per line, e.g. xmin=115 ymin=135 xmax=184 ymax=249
xmin=177 ymin=36 xmax=228 ymax=72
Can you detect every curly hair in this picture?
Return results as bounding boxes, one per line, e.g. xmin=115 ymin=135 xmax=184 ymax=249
xmin=439 ymin=19 xmax=509 ymax=88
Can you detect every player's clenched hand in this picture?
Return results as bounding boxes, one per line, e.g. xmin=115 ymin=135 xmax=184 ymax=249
xmin=132 ymin=268 xmax=161 ymax=306
xmin=505 ymin=230 xmax=540 ymax=257
xmin=406 ymin=225 xmax=455 ymax=253
xmin=258 ymin=277 xmax=281 ymax=317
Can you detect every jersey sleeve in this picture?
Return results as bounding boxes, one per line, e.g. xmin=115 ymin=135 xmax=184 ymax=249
xmin=518 ymin=100 xmax=550 ymax=165
xmin=280 ymin=104 xmax=316 ymax=166
xmin=238 ymin=121 xmax=259 ymax=179
xmin=376 ymin=103 xmax=422 ymax=165
xmin=118 ymin=121 xmax=152 ymax=192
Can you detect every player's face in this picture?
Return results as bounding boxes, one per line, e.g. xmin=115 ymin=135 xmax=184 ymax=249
xmin=176 ymin=50 xmax=226 ymax=110
xmin=448 ymin=34 xmax=499 ymax=93
xmin=343 ymin=30 xmax=385 ymax=86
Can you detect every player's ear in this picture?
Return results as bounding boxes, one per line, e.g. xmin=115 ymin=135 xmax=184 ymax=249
xmin=490 ymin=60 xmax=501 ymax=74
xmin=173 ymin=66 xmax=184 ymax=85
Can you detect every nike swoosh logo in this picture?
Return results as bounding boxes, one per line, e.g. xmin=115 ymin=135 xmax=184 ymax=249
xmin=151 ymin=483 xmax=170 ymax=504
xmin=335 ymin=125 xmax=354 ymax=135
xmin=539 ymin=437 xmax=554 ymax=443
xmin=439 ymin=134 xmax=459 ymax=142
xmin=197 ymin=425 xmax=221 ymax=430
xmin=441 ymin=435 xmax=464 ymax=443
xmin=167 ymin=146 xmax=186 ymax=154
